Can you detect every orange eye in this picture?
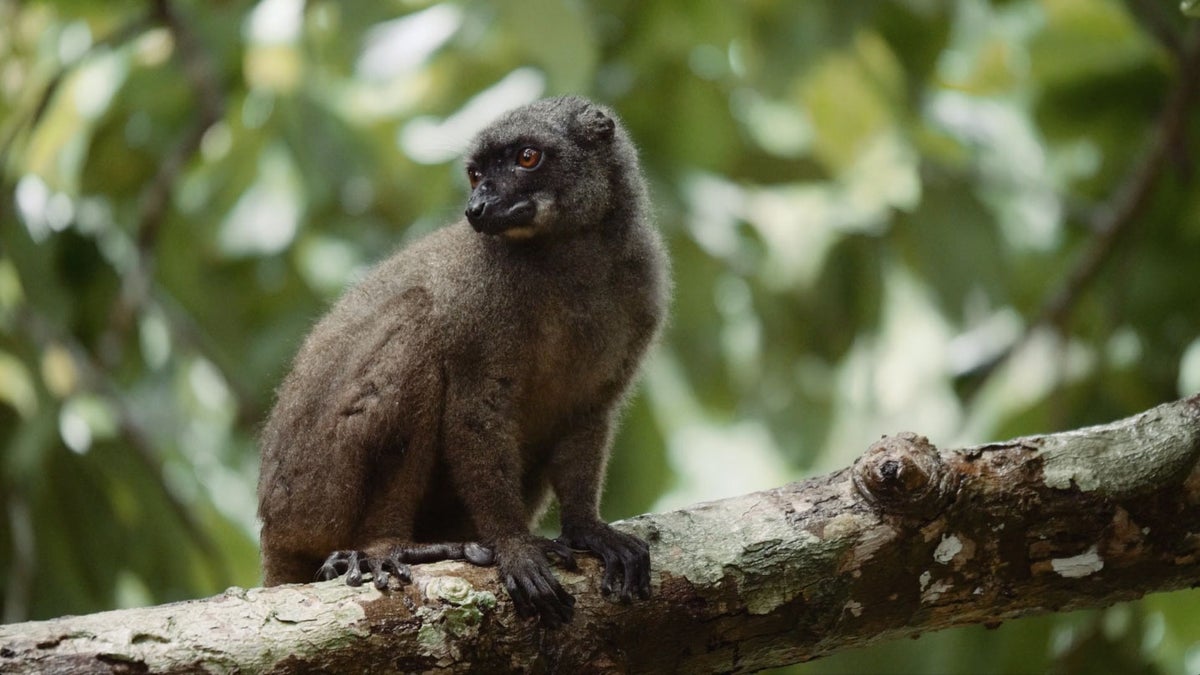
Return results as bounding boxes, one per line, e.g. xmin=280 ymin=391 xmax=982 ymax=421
xmin=467 ymin=166 xmax=482 ymax=188
xmin=517 ymin=147 xmax=542 ymax=169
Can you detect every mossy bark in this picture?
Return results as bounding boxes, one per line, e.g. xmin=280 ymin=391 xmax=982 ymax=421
xmin=3 ymin=395 xmax=1198 ymax=673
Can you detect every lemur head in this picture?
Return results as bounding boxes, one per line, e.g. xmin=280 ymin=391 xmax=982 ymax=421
xmin=463 ymin=96 xmax=637 ymax=240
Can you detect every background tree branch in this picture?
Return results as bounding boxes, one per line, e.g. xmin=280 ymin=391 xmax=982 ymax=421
xmin=959 ymin=26 xmax=1200 ymax=397
xmin=3 ymin=395 xmax=1198 ymax=674
xmin=99 ymin=0 xmax=227 ymax=367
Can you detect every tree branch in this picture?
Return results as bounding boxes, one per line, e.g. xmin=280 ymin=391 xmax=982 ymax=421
xmin=99 ymin=0 xmax=227 ymax=367
xmin=137 ymin=0 xmax=225 ymax=247
xmin=1036 ymin=30 xmax=1199 ymax=331
xmin=12 ymin=308 xmax=232 ymax=587
xmin=3 ymin=395 xmax=1199 ymax=673
xmin=960 ymin=29 xmax=1200 ymax=395
xmin=1126 ymin=0 xmax=1187 ymax=63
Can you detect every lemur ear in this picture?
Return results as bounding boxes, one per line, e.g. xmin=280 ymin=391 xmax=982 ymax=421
xmin=572 ymin=105 xmax=616 ymax=146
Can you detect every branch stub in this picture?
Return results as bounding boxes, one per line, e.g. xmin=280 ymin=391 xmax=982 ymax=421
xmin=852 ymin=432 xmax=953 ymax=518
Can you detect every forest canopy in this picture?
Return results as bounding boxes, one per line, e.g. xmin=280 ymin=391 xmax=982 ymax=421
xmin=2 ymin=1 xmax=1199 ymax=673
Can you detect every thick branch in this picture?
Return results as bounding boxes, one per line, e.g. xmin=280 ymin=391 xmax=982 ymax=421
xmin=3 ymin=395 xmax=1199 ymax=673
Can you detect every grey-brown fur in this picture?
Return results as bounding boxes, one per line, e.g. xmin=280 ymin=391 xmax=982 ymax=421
xmin=257 ymin=96 xmax=670 ymax=626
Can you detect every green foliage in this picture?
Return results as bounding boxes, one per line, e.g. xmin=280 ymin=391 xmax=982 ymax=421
xmin=2 ymin=0 xmax=1199 ymax=672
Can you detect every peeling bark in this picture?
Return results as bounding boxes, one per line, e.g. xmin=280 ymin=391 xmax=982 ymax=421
xmin=3 ymin=395 xmax=1199 ymax=673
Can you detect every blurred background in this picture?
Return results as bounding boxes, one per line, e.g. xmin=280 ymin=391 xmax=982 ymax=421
xmin=2 ymin=0 xmax=1200 ymax=672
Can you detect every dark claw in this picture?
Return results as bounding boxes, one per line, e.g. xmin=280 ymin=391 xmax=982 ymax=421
xmin=521 ymin=564 xmax=573 ymax=627
xmin=317 ymin=550 xmax=363 ymax=582
xmin=344 ymin=550 xmax=364 ymax=586
xmin=318 ymin=559 xmax=339 ymax=581
xmin=364 ymin=551 xmax=413 ymax=590
xmin=319 ymin=543 xmax=482 ymax=588
xmin=496 ymin=536 xmax=577 ymax=628
xmin=388 ymin=551 xmax=413 ymax=584
xmin=503 ymin=574 xmax=532 ymax=619
xmin=541 ymin=538 xmax=578 ymax=570
xmin=367 ymin=557 xmax=388 ymax=589
xmin=464 ymin=542 xmax=495 ymax=566
xmin=558 ymin=522 xmax=651 ymax=603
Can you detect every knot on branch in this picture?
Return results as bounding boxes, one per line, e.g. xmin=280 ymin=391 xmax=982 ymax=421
xmin=852 ymin=433 xmax=953 ymax=518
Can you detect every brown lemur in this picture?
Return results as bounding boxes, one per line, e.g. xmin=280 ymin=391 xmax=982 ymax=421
xmin=257 ymin=96 xmax=670 ymax=627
